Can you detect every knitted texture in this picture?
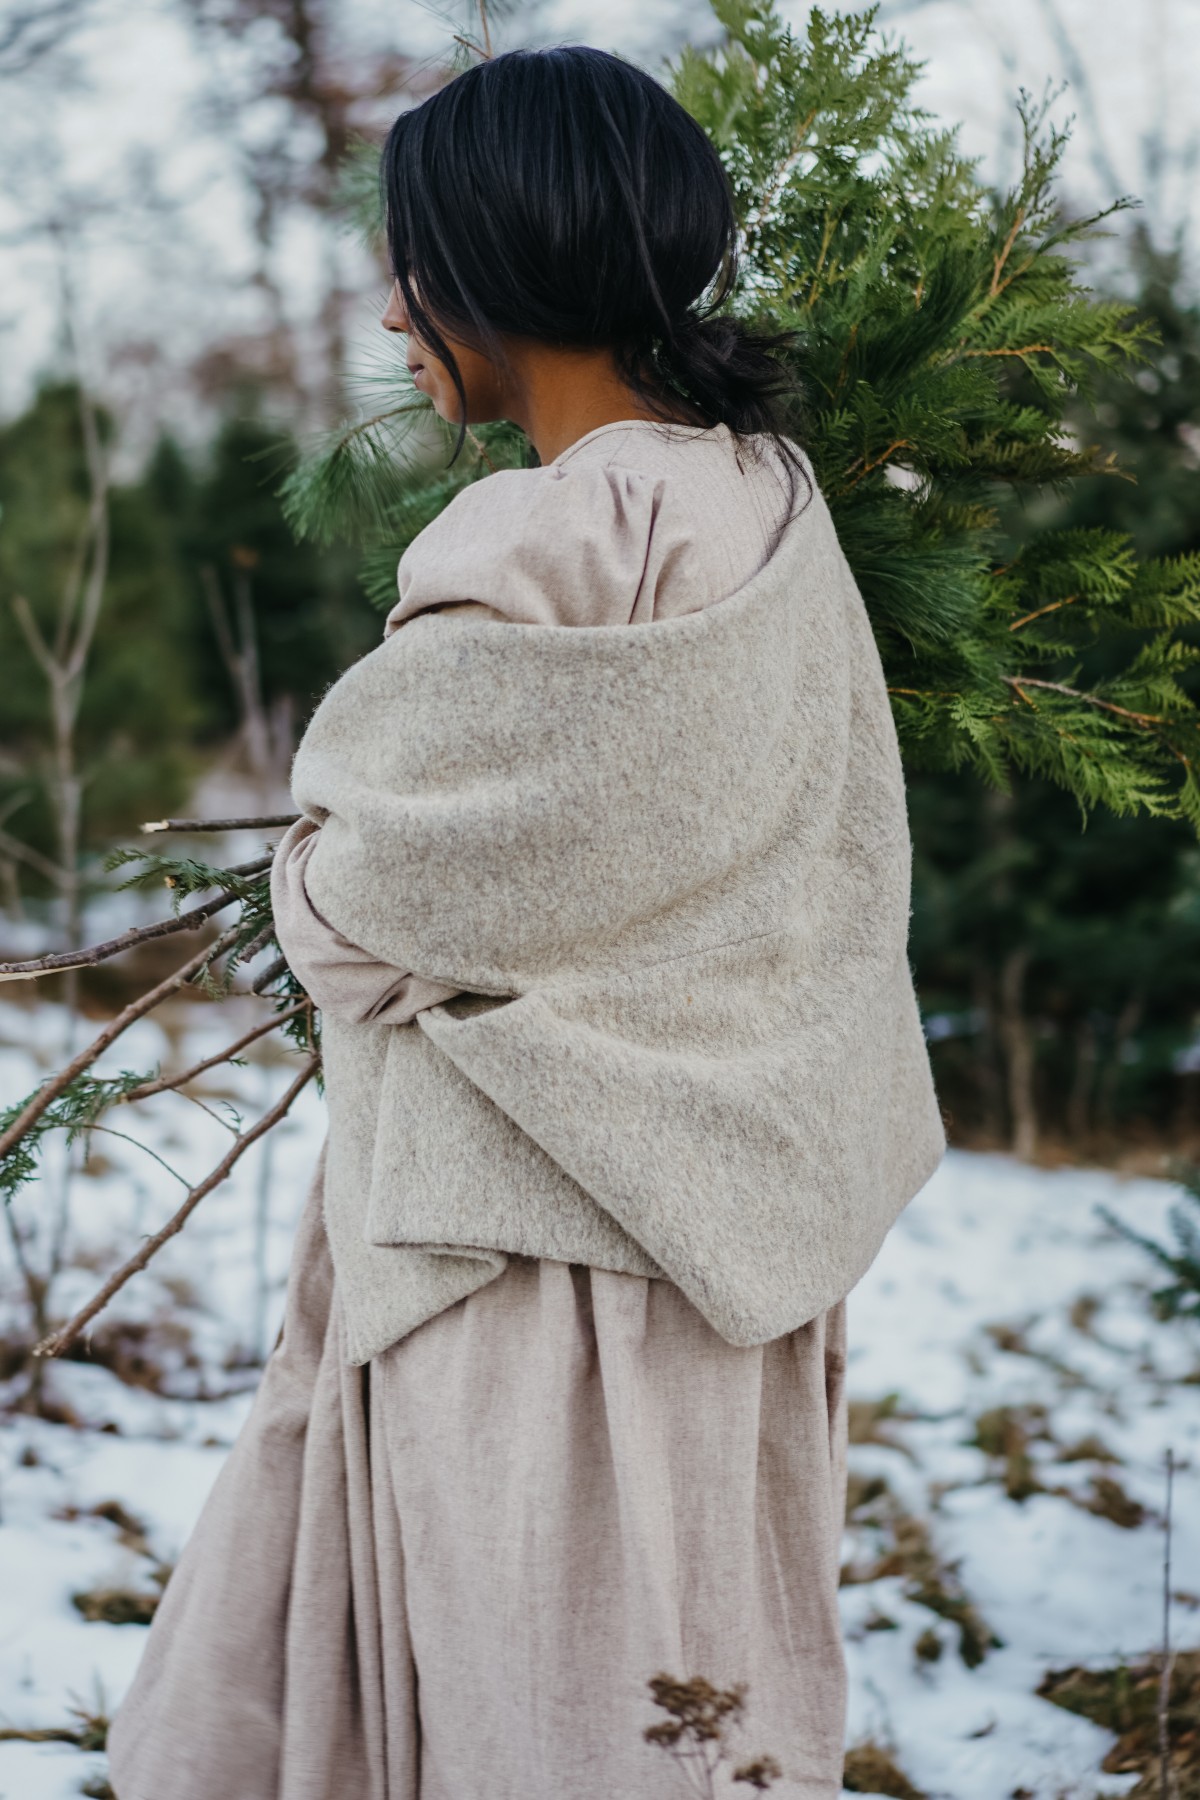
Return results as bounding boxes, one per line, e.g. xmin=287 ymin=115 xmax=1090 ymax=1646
xmin=291 ymin=473 xmax=946 ymax=1364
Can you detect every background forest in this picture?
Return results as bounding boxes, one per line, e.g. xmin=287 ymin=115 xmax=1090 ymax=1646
xmin=2 ymin=3 xmax=1200 ymax=1798
xmin=3 ymin=0 xmax=1200 ymax=1166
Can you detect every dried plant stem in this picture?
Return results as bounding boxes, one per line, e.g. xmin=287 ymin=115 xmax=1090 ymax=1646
xmin=142 ymin=815 xmax=299 ymax=834
xmin=0 ymin=928 xmax=240 ymax=1166
xmin=0 ymin=1727 xmax=93 ymax=1745
xmin=35 ymin=1053 xmax=320 ymax=1358
xmin=0 ymin=855 xmax=274 ymax=979
xmin=119 ymin=1002 xmax=310 ymax=1103
xmin=1160 ymin=1446 xmax=1175 ymax=1800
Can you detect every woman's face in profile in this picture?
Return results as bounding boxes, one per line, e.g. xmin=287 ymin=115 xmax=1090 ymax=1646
xmin=382 ymin=281 xmax=508 ymax=425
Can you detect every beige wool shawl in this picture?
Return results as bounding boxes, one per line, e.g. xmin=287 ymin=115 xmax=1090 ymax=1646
xmin=288 ymin=469 xmax=946 ymax=1366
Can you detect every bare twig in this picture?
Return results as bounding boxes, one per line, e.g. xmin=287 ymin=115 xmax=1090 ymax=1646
xmin=34 ymin=1054 xmax=320 ymax=1358
xmin=237 ymin=919 xmax=277 ymax=964
xmin=119 ymin=1001 xmax=309 ymax=1102
xmin=0 ymin=854 xmax=274 ymax=979
xmin=1000 ymin=674 xmax=1172 ymax=728
xmin=251 ymin=954 xmax=289 ymax=995
xmin=1160 ymin=1446 xmax=1175 ymax=1800
xmin=142 ymin=815 xmax=299 ymax=834
xmin=0 ymin=927 xmax=240 ymax=1167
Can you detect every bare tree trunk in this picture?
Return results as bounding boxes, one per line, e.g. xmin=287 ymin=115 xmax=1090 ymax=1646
xmin=1067 ymin=1014 xmax=1099 ymax=1148
xmin=1095 ymin=987 xmax=1146 ymax=1136
xmin=970 ymin=955 xmax=1005 ymax=1141
xmin=997 ymin=944 xmax=1038 ymax=1161
xmin=200 ymin=560 xmax=274 ymax=782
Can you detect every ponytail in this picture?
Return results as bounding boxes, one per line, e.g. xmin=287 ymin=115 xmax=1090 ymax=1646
xmin=615 ymin=307 xmax=800 ymax=440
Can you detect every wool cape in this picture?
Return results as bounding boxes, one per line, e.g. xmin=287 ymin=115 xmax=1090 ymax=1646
xmin=290 ymin=475 xmax=947 ymax=1366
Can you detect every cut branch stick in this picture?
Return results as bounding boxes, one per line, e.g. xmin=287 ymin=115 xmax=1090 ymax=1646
xmin=34 ymin=1053 xmax=320 ymax=1358
xmin=119 ymin=1001 xmax=310 ymax=1103
xmin=141 ymin=814 xmax=299 ymax=834
xmin=0 ymin=855 xmax=274 ymax=980
xmin=0 ymin=927 xmax=240 ymax=1167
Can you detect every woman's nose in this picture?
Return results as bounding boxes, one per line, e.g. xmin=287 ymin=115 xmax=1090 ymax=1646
xmin=382 ymin=282 xmax=409 ymax=333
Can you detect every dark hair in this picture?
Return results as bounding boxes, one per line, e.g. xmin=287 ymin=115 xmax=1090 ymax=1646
xmin=380 ymin=46 xmax=802 ymax=464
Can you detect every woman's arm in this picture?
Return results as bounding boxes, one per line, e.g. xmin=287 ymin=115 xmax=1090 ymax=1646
xmin=270 ymin=817 xmax=463 ymax=1024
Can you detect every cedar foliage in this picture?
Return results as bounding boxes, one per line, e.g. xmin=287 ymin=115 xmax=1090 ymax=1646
xmin=282 ymin=0 xmax=1200 ymax=829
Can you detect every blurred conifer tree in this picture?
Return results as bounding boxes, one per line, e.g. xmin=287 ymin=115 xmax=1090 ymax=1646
xmin=0 ymin=384 xmax=199 ymax=905
xmin=282 ymin=0 xmax=1200 ymax=833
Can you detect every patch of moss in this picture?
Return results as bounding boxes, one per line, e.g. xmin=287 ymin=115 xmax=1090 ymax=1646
xmin=971 ymin=1404 xmax=1053 ymax=1501
xmin=848 ymin=1393 xmax=913 ymax=1454
xmin=843 ymin=1512 xmax=1001 ymax=1667
xmin=1057 ymin=1432 xmax=1120 ymax=1464
xmin=1078 ymin=1474 xmax=1147 ymax=1530
xmin=71 ymin=1584 xmax=162 ymax=1627
xmin=842 ymin=1741 xmax=926 ymax=1797
xmin=1038 ymin=1650 xmax=1200 ymax=1795
xmin=845 ymin=1470 xmax=892 ymax=1520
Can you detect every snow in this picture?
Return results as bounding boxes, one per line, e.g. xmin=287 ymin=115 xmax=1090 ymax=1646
xmin=1 ymin=994 xmax=1198 ymax=1798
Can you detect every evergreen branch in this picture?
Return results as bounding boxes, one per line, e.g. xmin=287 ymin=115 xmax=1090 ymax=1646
xmin=104 ymin=849 xmax=274 ymax=897
xmin=0 ymin=854 xmax=275 ymax=979
xmin=0 ymin=927 xmax=239 ymax=1174
xmin=989 ymin=205 xmax=1026 ymax=296
xmin=117 ymin=1002 xmax=310 ymax=1103
xmin=1000 ymin=675 xmax=1172 ymax=728
xmin=0 ymin=884 xmax=254 ymax=979
xmin=34 ymin=1054 xmax=320 ymax=1359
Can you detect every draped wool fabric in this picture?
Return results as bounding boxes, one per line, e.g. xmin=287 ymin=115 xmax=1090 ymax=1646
xmin=106 ymin=422 xmax=931 ymax=1800
xmin=285 ymin=428 xmax=947 ymax=1366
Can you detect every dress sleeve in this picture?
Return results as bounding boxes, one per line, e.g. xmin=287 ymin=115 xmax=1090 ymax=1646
xmin=270 ymin=817 xmax=461 ymax=1025
xmin=384 ymin=461 xmax=670 ymax=633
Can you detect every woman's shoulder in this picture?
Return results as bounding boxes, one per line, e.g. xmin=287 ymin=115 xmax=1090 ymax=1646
xmin=386 ymin=458 xmax=670 ymax=633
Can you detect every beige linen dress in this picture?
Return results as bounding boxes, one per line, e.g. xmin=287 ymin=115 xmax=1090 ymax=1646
xmin=107 ymin=421 xmax=851 ymax=1800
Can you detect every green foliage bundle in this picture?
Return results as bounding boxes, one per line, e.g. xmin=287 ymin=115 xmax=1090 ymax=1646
xmin=282 ymin=0 xmax=1200 ymax=831
xmin=0 ymin=840 xmax=317 ymax=1215
xmin=906 ymin=236 xmax=1200 ymax=1153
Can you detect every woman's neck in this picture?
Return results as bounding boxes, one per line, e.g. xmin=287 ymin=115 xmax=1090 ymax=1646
xmin=500 ymin=341 xmax=696 ymax=464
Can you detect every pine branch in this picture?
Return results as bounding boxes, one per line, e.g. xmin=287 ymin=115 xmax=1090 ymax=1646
xmin=34 ymin=1054 xmax=320 ymax=1358
xmin=0 ymin=927 xmax=239 ymax=1174
xmin=117 ymin=1002 xmax=310 ymax=1103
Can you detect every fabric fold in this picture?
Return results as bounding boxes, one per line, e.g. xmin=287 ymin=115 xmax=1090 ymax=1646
xmin=287 ymin=455 xmax=945 ymax=1365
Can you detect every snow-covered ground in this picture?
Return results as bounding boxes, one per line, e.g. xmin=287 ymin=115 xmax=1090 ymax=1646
xmin=1 ymin=993 xmax=1197 ymax=1800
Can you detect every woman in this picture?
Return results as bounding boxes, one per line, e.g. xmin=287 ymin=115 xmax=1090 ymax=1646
xmin=108 ymin=45 xmax=944 ymax=1800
